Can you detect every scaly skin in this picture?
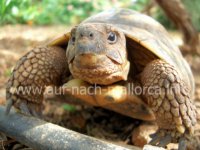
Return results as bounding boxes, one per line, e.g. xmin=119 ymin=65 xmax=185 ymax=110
xmin=141 ymin=59 xmax=197 ymax=148
xmin=6 ymin=46 xmax=69 ymax=116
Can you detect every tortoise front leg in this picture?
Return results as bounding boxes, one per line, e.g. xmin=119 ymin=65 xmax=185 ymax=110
xmin=141 ymin=59 xmax=197 ymax=149
xmin=6 ymin=46 xmax=69 ymax=117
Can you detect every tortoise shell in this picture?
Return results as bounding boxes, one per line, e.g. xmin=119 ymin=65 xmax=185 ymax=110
xmin=49 ymin=8 xmax=194 ymax=120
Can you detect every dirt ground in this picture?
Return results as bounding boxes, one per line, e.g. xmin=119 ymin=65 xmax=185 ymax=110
xmin=0 ymin=25 xmax=200 ymax=150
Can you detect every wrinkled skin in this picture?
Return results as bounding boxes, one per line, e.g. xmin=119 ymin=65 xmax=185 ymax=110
xmin=6 ymin=22 xmax=197 ymax=150
xmin=67 ymin=23 xmax=130 ymax=85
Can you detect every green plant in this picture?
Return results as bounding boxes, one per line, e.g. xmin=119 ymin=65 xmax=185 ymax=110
xmin=128 ymin=0 xmax=150 ymax=11
xmin=0 ymin=0 xmax=150 ymax=25
xmin=182 ymin=0 xmax=200 ymax=31
xmin=62 ymin=104 xmax=76 ymax=112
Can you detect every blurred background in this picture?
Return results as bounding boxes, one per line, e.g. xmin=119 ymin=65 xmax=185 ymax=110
xmin=0 ymin=0 xmax=200 ymax=149
xmin=0 ymin=0 xmax=200 ymax=29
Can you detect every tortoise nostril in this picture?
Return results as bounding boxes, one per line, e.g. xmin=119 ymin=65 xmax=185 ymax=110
xmin=89 ymin=33 xmax=93 ymax=38
xmin=79 ymin=31 xmax=94 ymax=39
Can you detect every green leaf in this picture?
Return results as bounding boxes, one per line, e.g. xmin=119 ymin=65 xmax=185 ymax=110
xmin=62 ymin=104 xmax=76 ymax=112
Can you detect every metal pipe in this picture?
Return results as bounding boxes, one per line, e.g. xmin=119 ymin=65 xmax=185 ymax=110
xmin=0 ymin=106 xmax=141 ymax=150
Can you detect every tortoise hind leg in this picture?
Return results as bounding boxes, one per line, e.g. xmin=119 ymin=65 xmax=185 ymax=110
xmin=6 ymin=46 xmax=69 ymax=117
xmin=141 ymin=59 xmax=197 ymax=149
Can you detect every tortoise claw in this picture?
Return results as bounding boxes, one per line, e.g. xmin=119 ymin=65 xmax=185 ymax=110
xmin=5 ymin=98 xmax=13 ymax=115
xmin=149 ymin=132 xmax=162 ymax=145
xmin=178 ymin=137 xmax=187 ymax=150
xmin=149 ymin=130 xmax=187 ymax=149
xmin=6 ymin=96 xmax=43 ymax=118
xmin=29 ymin=103 xmax=43 ymax=118
xmin=19 ymin=101 xmax=31 ymax=115
xmin=16 ymin=99 xmax=43 ymax=118
xmin=157 ymin=135 xmax=172 ymax=147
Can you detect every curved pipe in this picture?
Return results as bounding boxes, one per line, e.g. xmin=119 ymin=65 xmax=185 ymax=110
xmin=0 ymin=106 xmax=141 ymax=150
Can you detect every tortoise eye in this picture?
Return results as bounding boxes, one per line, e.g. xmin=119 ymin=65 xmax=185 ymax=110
xmin=71 ymin=36 xmax=76 ymax=44
xmin=107 ymin=32 xmax=117 ymax=44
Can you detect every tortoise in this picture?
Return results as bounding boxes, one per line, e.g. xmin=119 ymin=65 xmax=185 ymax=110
xmin=6 ymin=8 xmax=197 ymax=149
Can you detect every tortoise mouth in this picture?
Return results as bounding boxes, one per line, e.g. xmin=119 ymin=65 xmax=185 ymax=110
xmin=69 ymin=53 xmax=130 ymax=85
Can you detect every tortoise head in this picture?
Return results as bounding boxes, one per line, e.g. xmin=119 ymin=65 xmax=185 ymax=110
xmin=66 ymin=23 xmax=130 ymax=85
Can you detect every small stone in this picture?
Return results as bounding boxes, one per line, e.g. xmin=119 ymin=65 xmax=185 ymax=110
xmin=131 ymin=123 xmax=158 ymax=147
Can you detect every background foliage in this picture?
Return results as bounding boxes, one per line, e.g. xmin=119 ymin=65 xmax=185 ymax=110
xmin=0 ymin=0 xmax=199 ymax=31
